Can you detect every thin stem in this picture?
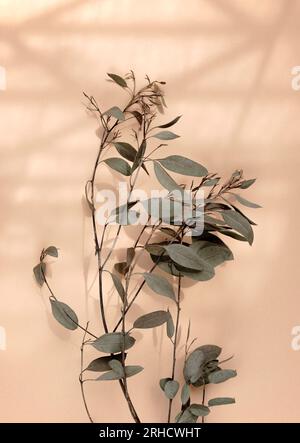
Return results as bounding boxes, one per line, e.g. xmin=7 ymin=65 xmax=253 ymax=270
xmin=79 ymin=323 xmax=94 ymax=423
xmin=167 ymin=274 xmax=182 ymax=423
xmin=202 ymin=382 xmax=206 ymax=424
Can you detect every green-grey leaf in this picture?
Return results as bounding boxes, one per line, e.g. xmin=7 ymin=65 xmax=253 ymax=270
xmin=133 ymin=310 xmax=170 ymax=329
xmin=219 ymin=229 xmax=248 ymax=242
xmin=158 ymin=115 xmax=181 ymax=129
xmin=154 ymin=162 xmax=181 ymax=193
xmin=194 ymin=344 xmax=222 ymax=363
xmin=113 ymin=142 xmax=137 ymax=162
xmin=153 ymin=131 xmax=179 ymax=140
xmin=190 ymin=241 xmax=233 ymax=268
xmin=107 ymin=73 xmax=127 ymax=88
xmin=240 ymin=178 xmax=256 ymax=189
xmin=97 ymin=365 xmax=143 ymax=381
xmin=97 ymin=370 xmax=122 ymax=381
xmin=92 ymin=332 xmax=135 ymax=353
xmin=104 ymin=158 xmax=131 ymax=176
xmin=164 ymin=380 xmax=179 ymax=399
xmin=110 ymin=273 xmax=126 ymax=303
xmin=159 ymin=377 xmax=172 ymax=391
xmin=44 ymin=246 xmax=58 ymax=257
xmin=231 ymin=193 xmax=261 ymax=209
xmin=158 ymin=155 xmax=207 ymax=177
xmin=181 ymin=383 xmax=190 ymax=405
xmin=86 ymin=354 xmax=124 ymax=372
xmin=124 ymin=365 xmax=143 ymax=377
xmin=189 ymin=404 xmax=210 ymax=417
xmin=109 ymin=359 xmax=124 ymax=377
xmin=33 ymin=262 xmax=46 ymax=287
xmin=165 ymin=244 xmax=210 ymax=271
xmin=184 ymin=349 xmax=205 ymax=383
xmin=143 ymin=273 xmax=175 ymax=301
xmin=221 ymin=210 xmax=254 ymax=245
xmin=208 ymin=397 xmax=235 ymax=406
xmin=131 ymin=140 xmax=147 ymax=174
xmin=104 ymin=106 xmax=125 ymax=121
xmin=166 ymin=311 xmax=174 ymax=338
xmin=177 ymin=408 xmax=198 ymax=423
xmin=208 ymin=369 xmax=237 ymax=384
xmin=50 ymin=299 xmax=78 ymax=330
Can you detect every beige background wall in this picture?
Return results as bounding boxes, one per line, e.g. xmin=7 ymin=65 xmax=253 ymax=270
xmin=1 ymin=0 xmax=300 ymax=423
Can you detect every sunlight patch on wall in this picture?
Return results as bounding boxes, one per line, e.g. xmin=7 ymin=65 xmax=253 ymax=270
xmin=0 ymin=66 xmax=6 ymax=90
xmin=0 ymin=326 xmax=6 ymax=351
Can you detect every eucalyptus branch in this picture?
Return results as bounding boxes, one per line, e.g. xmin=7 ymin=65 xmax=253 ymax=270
xmin=34 ymin=71 xmax=259 ymax=425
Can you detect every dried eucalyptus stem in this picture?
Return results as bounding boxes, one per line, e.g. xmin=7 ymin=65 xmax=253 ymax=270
xmin=33 ymin=71 xmax=260 ymax=423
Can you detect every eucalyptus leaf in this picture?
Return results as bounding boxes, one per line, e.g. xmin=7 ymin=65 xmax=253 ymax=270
xmin=189 ymin=404 xmax=210 ymax=417
xmin=166 ymin=311 xmax=175 ymax=338
xmin=131 ymin=140 xmax=147 ymax=174
xmin=109 ymin=359 xmax=125 ymax=377
xmin=164 ymin=380 xmax=179 ymax=399
xmin=177 ymin=408 xmax=198 ymax=423
xmin=165 ymin=244 xmax=210 ymax=271
xmin=231 ymin=193 xmax=261 ymax=209
xmin=190 ymin=240 xmax=233 ymax=268
xmin=184 ymin=349 xmax=205 ymax=383
xmin=92 ymin=332 xmax=135 ymax=353
xmin=219 ymin=229 xmax=248 ymax=242
xmin=113 ymin=142 xmax=137 ymax=162
xmin=143 ymin=273 xmax=175 ymax=301
xmin=194 ymin=345 xmax=222 ymax=363
xmin=86 ymin=354 xmax=124 ymax=372
xmin=154 ymin=162 xmax=181 ymax=193
xmin=240 ymin=178 xmax=256 ymax=189
xmin=159 ymin=377 xmax=172 ymax=391
xmin=33 ymin=262 xmax=46 ymax=287
xmin=158 ymin=155 xmax=207 ymax=177
xmin=208 ymin=397 xmax=235 ymax=406
xmin=104 ymin=106 xmax=125 ymax=121
xmin=153 ymin=131 xmax=179 ymax=140
xmin=133 ymin=310 xmax=169 ymax=329
xmin=208 ymin=369 xmax=237 ymax=384
xmin=107 ymin=73 xmax=127 ymax=88
xmin=124 ymin=365 xmax=143 ymax=377
xmin=110 ymin=273 xmax=126 ymax=303
xmin=104 ymin=158 xmax=131 ymax=176
xmin=158 ymin=115 xmax=181 ymax=129
xmin=114 ymin=142 xmax=148 ymax=175
xmin=97 ymin=365 xmax=143 ymax=380
xmin=181 ymin=383 xmax=190 ymax=405
xmin=97 ymin=370 xmax=122 ymax=381
xmin=221 ymin=210 xmax=254 ymax=245
xmin=50 ymin=299 xmax=78 ymax=330
xmin=44 ymin=246 xmax=58 ymax=258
